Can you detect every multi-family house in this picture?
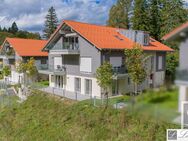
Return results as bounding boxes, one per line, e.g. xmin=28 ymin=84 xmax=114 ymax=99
xmin=162 ymin=21 xmax=188 ymax=112
xmin=0 ymin=38 xmax=48 ymax=84
xmin=41 ymin=20 xmax=173 ymax=97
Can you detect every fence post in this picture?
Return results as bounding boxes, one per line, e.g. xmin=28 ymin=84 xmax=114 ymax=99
xmin=75 ymin=92 xmax=77 ymax=100
xmin=94 ymin=96 xmax=96 ymax=107
xmin=101 ymin=95 xmax=104 ymax=106
xmin=52 ymin=87 xmax=54 ymax=95
xmin=63 ymin=89 xmax=65 ymax=97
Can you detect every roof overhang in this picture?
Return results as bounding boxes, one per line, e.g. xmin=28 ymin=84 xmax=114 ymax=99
xmin=162 ymin=22 xmax=188 ymax=41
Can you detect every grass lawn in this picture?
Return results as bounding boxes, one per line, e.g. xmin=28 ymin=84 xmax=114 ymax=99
xmin=31 ymin=81 xmax=49 ymax=88
xmin=0 ymin=92 xmax=19 ymax=108
xmin=0 ymin=90 xmax=179 ymax=141
xmin=108 ymin=87 xmax=179 ymax=121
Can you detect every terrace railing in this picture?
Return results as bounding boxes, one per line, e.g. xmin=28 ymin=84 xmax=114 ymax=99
xmin=176 ymin=69 xmax=188 ymax=82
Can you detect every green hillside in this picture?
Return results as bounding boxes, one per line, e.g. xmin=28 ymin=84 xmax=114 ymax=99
xmin=0 ymin=90 xmax=178 ymax=141
xmin=0 ymin=31 xmax=41 ymax=45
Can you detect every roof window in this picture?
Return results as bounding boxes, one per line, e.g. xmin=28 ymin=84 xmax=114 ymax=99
xmin=114 ymin=35 xmax=124 ymax=41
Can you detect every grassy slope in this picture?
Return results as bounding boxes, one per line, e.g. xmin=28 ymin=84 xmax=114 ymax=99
xmin=0 ymin=90 xmax=179 ymax=141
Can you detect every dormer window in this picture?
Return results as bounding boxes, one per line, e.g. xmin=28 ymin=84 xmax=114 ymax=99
xmin=143 ymin=34 xmax=149 ymax=46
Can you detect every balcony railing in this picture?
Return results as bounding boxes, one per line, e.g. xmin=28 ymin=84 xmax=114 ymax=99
xmin=176 ymin=69 xmax=188 ymax=82
xmin=63 ymin=42 xmax=79 ymax=50
xmin=112 ymin=66 xmax=128 ymax=74
xmin=0 ymin=64 xmax=3 ymax=70
xmin=53 ymin=65 xmax=66 ymax=72
xmin=37 ymin=64 xmax=48 ymax=70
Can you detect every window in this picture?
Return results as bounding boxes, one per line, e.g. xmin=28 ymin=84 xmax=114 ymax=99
xmin=75 ymin=78 xmax=81 ymax=92
xmin=158 ymin=56 xmax=163 ymax=70
xmin=143 ymin=34 xmax=149 ymax=45
xmin=110 ymin=57 xmax=122 ymax=67
xmin=80 ymin=57 xmax=92 ymax=73
xmin=54 ymin=57 xmax=62 ymax=69
xmin=85 ymin=79 xmax=92 ymax=95
xmin=41 ymin=59 xmax=47 ymax=64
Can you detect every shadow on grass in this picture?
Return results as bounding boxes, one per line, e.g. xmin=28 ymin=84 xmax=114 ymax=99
xmin=148 ymin=95 xmax=170 ymax=103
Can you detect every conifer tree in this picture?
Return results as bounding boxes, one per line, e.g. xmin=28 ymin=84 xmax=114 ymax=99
xmin=10 ymin=22 xmax=19 ymax=34
xmin=148 ymin=0 xmax=161 ymax=40
xmin=108 ymin=0 xmax=131 ymax=29
xmin=132 ymin=0 xmax=150 ymax=31
xmin=43 ymin=6 xmax=58 ymax=39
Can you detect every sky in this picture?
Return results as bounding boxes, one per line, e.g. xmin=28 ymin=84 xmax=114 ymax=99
xmin=0 ymin=0 xmax=117 ymax=33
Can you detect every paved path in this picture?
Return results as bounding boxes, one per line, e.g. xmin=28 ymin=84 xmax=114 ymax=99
xmin=40 ymin=87 xmax=91 ymax=101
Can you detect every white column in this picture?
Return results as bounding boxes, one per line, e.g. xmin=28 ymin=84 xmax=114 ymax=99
xmin=178 ymin=85 xmax=188 ymax=112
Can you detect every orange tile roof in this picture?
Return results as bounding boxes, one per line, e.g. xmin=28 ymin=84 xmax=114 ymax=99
xmin=162 ymin=21 xmax=188 ymax=41
xmin=3 ymin=38 xmax=48 ymax=57
xmin=44 ymin=20 xmax=173 ymax=52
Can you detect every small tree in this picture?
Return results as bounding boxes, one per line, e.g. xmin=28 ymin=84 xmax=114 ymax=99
xmin=16 ymin=59 xmax=27 ymax=85
xmin=25 ymin=58 xmax=38 ymax=83
xmin=125 ymin=44 xmax=148 ymax=95
xmin=16 ymin=58 xmax=38 ymax=86
xmin=2 ymin=66 xmax=11 ymax=77
xmin=96 ymin=61 xmax=113 ymax=106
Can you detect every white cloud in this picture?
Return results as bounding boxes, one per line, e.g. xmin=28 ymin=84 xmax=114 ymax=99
xmin=0 ymin=0 xmax=116 ymax=32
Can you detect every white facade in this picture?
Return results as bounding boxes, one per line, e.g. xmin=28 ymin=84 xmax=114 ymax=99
xmin=49 ymin=74 xmax=101 ymax=97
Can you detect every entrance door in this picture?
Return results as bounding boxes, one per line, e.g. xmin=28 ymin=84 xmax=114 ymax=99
xmin=85 ymin=79 xmax=92 ymax=96
xmin=75 ymin=78 xmax=81 ymax=93
xmin=112 ymin=80 xmax=119 ymax=96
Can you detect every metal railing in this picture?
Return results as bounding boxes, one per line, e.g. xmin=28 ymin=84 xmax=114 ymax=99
xmin=176 ymin=69 xmax=188 ymax=81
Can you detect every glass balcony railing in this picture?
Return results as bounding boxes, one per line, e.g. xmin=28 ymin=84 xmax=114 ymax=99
xmin=0 ymin=64 xmax=3 ymax=69
xmin=63 ymin=42 xmax=79 ymax=50
xmin=37 ymin=64 xmax=48 ymax=70
xmin=176 ymin=69 xmax=188 ymax=81
xmin=38 ymin=64 xmax=66 ymax=73
xmin=112 ymin=66 xmax=128 ymax=75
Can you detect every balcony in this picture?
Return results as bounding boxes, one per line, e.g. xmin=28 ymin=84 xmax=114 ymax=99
xmin=51 ymin=42 xmax=80 ymax=55
xmin=0 ymin=64 xmax=3 ymax=70
xmin=176 ymin=69 xmax=188 ymax=85
xmin=37 ymin=64 xmax=48 ymax=70
xmin=112 ymin=66 xmax=128 ymax=79
xmin=38 ymin=65 xmax=66 ymax=76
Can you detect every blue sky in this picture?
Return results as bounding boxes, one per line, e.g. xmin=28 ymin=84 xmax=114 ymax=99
xmin=0 ymin=0 xmax=117 ymax=33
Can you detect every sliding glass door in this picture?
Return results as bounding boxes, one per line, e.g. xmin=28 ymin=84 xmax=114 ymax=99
xmin=85 ymin=79 xmax=92 ymax=95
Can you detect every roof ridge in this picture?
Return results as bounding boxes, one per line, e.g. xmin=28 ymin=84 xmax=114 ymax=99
xmin=63 ymin=19 xmax=126 ymax=30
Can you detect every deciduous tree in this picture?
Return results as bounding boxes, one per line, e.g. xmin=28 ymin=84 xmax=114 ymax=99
xmin=96 ymin=61 xmax=113 ymax=106
xmin=125 ymin=44 xmax=148 ymax=95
